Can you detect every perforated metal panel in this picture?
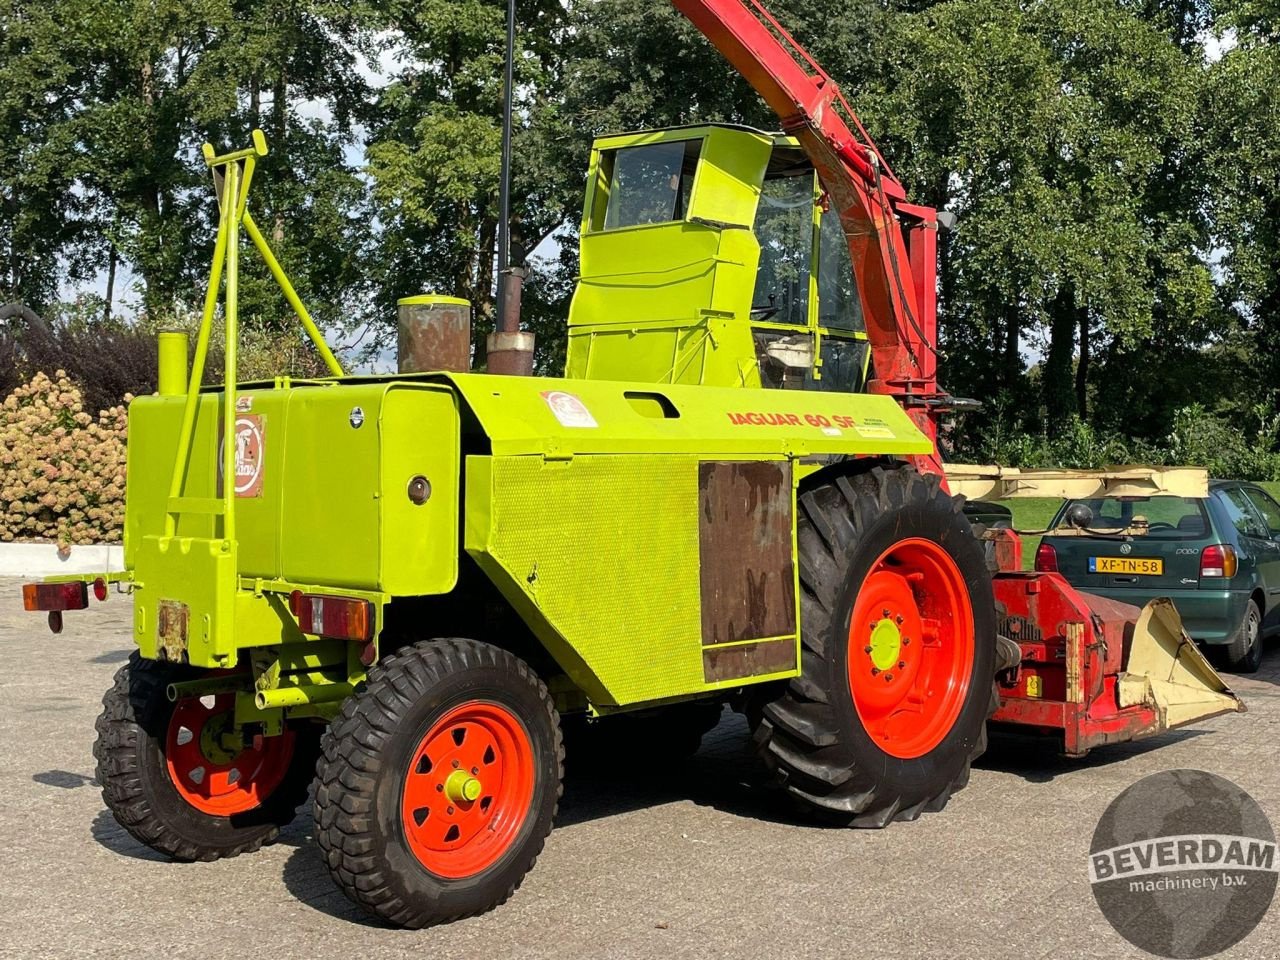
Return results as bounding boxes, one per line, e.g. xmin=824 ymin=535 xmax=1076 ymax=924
xmin=482 ymin=455 xmax=705 ymax=705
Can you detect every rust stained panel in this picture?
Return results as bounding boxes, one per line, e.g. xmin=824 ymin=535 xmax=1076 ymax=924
xmin=698 ymin=460 xmax=796 ymax=645
xmin=702 ymin=637 xmax=795 ymax=683
xmin=398 ymin=302 xmax=471 ymax=373
xmin=156 ymin=599 xmax=190 ymax=661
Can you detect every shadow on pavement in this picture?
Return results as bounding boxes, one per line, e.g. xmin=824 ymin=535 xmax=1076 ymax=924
xmin=32 ymin=769 xmax=96 ymax=789
xmin=979 ymin=727 xmax=1213 ymax=783
xmin=89 ymin=649 xmax=132 ymax=665
xmin=89 ymin=809 xmax=170 ymax=862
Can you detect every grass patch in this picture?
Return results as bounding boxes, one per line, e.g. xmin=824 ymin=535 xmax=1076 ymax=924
xmin=1004 ymin=497 xmax=1064 ymax=570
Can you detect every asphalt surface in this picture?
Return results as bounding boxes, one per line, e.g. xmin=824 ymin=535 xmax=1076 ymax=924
xmin=2 ymin=578 xmax=1278 ymax=960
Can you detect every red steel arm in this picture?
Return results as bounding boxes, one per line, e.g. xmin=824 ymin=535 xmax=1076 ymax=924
xmin=672 ymin=0 xmax=946 ymax=475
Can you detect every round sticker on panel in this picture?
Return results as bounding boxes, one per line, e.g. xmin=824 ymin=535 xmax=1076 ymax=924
xmin=216 ymin=414 xmax=266 ymax=498
xmin=540 ymin=390 xmax=598 ymax=428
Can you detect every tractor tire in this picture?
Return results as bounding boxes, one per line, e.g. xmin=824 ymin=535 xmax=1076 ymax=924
xmin=93 ymin=652 xmax=318 ymax=861
xmin=751 ymin=463 xmax=998 ymax=827
xmin=314 ymin=638 xmax=562 ymax=929
xmin=1225 ymin=599 xmax=1264 ymax=674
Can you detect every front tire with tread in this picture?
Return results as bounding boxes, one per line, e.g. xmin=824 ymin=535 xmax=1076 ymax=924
xmin=314 ymin=638 xmax=563 ymax=929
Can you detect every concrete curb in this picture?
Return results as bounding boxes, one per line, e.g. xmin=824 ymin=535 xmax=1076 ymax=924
xmin=0 ymin=542 xmax=124 ymax=578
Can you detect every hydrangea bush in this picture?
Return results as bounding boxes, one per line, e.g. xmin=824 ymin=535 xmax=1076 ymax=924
xmin=0 ymin=371 xmax=130 ymax=545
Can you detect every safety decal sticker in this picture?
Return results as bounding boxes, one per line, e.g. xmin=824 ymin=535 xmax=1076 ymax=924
xmin=541 ymin=391 xmax=598 ymax=428
xmin=232 ymin=414 xmax=265 ymax=497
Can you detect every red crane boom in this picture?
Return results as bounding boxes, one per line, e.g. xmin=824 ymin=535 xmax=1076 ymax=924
xmin=672 ymin=0 xmax=947 ymax=474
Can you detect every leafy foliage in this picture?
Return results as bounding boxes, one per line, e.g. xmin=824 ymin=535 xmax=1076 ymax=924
xmin=0 ymin=371 xmax=129 ymax=544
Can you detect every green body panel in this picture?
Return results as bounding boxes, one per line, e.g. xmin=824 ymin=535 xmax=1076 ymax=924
xmin=567 ymin=126 xmax=774 ymax=388
xmin=125 ymin=382 xmax=459 ymax=669
xmin=465 ymin=454 xmax=709 ymax=705
xmin=441 ymin=372 xmax=929 ymax=459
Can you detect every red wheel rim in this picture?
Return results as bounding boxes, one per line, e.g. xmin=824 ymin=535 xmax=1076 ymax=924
xmin=847 ymin=537 xmax=975 ymax=759
xmin=165 ymin=694 xmax=294 ymax=816
xmin=401 ymin=701 xmax=535 ymax=880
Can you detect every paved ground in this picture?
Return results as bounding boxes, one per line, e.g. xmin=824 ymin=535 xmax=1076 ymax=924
xmin=1 ymin=579 xmax=1277 ymax=960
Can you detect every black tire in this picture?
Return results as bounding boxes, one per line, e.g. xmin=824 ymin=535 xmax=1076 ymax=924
xmin=751 ymin=464 xmax=998 ymax=827
xmin=93 ymin=652 xmax=318 ymax=861
xmin=1226 ymin=599 xmax=1263 ymax=673
xmin=314 ymin=638 xmax=562 ymax=929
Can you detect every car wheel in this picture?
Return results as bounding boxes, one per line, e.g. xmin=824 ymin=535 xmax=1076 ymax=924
xmin=1226 ymin=599 xmax=1263 ymax=674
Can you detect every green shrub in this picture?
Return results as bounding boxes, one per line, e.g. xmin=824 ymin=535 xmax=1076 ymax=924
xmin=0 ymin=371 xmax=129 ymax=545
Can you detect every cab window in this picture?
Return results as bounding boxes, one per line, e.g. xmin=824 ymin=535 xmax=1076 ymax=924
xmin=596 ymin=140 xmax=700 ymax=231
xmin=751 ymin=174 xmax=813 ymax=326
xmin=817 ymin=209 xmax=863 ymax=332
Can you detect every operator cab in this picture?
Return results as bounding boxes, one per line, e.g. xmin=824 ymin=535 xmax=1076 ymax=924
xmin=565 ymin=123 xmax=867 ymax=393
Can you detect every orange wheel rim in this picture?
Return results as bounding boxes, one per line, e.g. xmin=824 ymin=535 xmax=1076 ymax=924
xmin=847 ymin=537 xmax=975 ymax=759
xmin=401 ymin=701 xmax=536 ymax=879
xmin=165 ymin=693 xmax=294 ymax=816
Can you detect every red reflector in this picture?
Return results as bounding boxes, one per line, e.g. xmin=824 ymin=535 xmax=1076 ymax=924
xmin=1200 ymin=544 xmax=1237 ymax=579
xmin=292 ymin=593 xmax=372 ymax=642
xmin=22 ymin=582 xmax=89 ymax=612
xmin=93 ymin=577 xmax=108 ymax=602
xmin=1034 ymin=542 xmax=1058 ymax=573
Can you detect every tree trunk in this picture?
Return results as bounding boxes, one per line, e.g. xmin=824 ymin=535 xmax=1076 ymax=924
xmin=1003 ymin=301 xmax=1021 ymax=389
xmin=103 ymin=246 xmax=117 ymax=324
xmin=1075 ymin=304 xmax=1090 ymax=421
xmin=1043 ymin=283 xmax=1078 ymax=427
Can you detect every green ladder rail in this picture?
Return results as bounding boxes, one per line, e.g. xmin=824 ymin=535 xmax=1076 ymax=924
xmin=162 ymin=129 xmax=346 ymax=543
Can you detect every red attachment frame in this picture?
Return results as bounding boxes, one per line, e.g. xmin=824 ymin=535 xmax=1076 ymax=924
xmin=990 ymin=573 xmax=1163 ymax=756
xmin=672 ymin=0 xmax=946 ymax=477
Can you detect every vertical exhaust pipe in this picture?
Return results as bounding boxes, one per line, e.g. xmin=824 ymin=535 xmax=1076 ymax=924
xmin=157 ymin=330 xmax=189 ymax=396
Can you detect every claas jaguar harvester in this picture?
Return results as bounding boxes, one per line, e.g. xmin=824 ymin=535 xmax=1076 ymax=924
xmin=22 ymin=0 xmax=1243 ymax=928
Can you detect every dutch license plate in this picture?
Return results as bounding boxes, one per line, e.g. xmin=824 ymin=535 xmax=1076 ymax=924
xmin=1089 ymin=556 xmax=1163 ymax=575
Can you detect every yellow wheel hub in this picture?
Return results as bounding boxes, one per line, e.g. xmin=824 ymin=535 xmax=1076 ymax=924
xmin=444 ymin=770 xmax=483 ymax=804
xmin=869 ymin=618 xmax=902 ymax=672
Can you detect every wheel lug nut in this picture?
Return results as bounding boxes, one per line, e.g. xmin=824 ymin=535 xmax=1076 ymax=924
xmin=436 ymin=784 xmax=443 ymax=792
xmin=452 ymin=760 xmax=460 ymax=768
xmin=447 ymin=806 xmax=454 ymax=815
xmin=884 ymin=673 xmax=893 ymax=682
xmin=902 ymin=638 xmax=910 ymax=646
xmin=471 ymin=767 xmax=479 ymax=775
xmin=864 ymin=645 xmax=872 ymax=654
xmin=871 ymin=667 xmax=880 ymax=676
xmin=895 ymin=615 xmax=904 ymax=624
xmin=898 ymin=660 xmax=906 ymax=669
xmin=882 ymin=608 xmax=891 ymax=617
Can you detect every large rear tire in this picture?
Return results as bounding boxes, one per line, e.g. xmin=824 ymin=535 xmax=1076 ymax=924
xmin=314 ymin=638 xmax=562 ymax=929
xmin=751 ymin=464 xmax=998 ymax=827
xmin=93 ymin=653 xmax=318 ymax=861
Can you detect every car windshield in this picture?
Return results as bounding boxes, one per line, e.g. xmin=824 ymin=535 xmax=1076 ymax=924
xmin=1060 ymin=496 xmax=1209 ymax=539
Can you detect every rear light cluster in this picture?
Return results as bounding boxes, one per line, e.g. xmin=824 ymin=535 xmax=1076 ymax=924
xmin=1200 ymin=544 xmax=1238 ymax=579
xmin=22 ymin=582 xmax=88 ymax=612
xmin=289 ymin=591 xmax=373 ymax=642
xmin=1034 ymin=542 xmax=1058 ymax=572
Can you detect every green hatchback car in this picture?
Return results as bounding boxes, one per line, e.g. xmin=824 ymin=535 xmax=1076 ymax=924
xmin=1035 ymin=481 xmax=1280 ymax=672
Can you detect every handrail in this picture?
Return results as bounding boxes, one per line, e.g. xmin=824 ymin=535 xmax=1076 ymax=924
xmin=163 ymin=130 xmax=346 ymax=544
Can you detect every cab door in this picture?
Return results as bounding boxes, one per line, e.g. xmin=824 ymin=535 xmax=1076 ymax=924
xmin=750 ymin=170 xmax=868 ymax=393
